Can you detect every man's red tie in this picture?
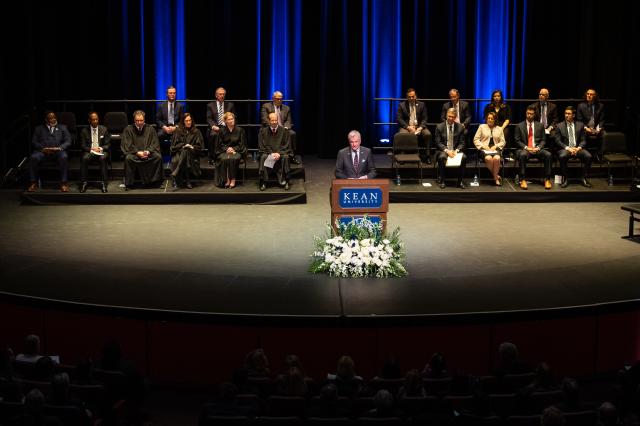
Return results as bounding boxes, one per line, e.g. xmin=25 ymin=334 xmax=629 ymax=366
xmin=528 ymin=124 xmax=533 ymax=148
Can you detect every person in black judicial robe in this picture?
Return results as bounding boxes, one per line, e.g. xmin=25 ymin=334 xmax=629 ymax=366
xmin=335 ymin=130 xmax=377 ymax=179
xmin=28 ymin=111 xmax=72 ymax=192
xmin=121 ymin=110 xmax=163 ymax=188
xmin=261 ymin=91 xmax=298 ymax=163
xmin=214 ymin=112 xmax=246 ymax=189
xmin=554 ymin=106 xmax=592 ymax=188
xmin=258 ymin=112 xmax=291 ymax=190
xmin=78 ymin=112 xmax=111 ymax=193
xmin=435 ymin=108 xmax=467 ymax=188
xmin=170 ymin=113 xmax=203 ymax=189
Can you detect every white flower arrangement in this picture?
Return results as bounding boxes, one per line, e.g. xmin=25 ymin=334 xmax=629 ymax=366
xmin=309 ymin=217 xmax=407 ymax=278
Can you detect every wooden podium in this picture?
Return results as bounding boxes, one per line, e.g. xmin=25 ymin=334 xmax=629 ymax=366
xmin=330 ymin=179 xmax=390 ymax=231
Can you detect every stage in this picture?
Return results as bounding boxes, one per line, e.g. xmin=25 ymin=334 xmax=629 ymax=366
xmin=2 ymin=156 xmax=640 ymax=322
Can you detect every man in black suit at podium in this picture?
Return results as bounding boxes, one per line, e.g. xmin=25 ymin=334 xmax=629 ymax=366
xmin=335 ymin=130 xmax=376 ymax=180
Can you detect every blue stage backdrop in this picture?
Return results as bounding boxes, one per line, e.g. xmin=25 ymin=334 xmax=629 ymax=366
xmin=153 ymin=0 xmax=187 ymax=101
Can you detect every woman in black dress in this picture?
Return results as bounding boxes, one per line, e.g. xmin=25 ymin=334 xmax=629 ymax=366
xmin=483 ymin=89 xmax=512 ymax=143
xmin=214 ymin=112 xmax=247 ymax=188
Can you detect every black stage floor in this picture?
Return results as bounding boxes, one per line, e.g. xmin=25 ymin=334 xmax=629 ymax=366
xmin=2 ymin=156 xmax=640 ymax=322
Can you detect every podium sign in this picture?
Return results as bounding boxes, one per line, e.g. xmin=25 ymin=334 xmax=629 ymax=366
xmin=331 ymin=179 xmax=389 ymax=232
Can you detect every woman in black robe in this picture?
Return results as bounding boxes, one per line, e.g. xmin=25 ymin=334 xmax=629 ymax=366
xmin=170 ymin=113 xmax=203 ymax=188
xmin=214 ymin=112 xmax=246 ymax=188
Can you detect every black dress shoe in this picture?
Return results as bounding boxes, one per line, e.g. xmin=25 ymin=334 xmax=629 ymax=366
xmin=185 ymin=181 xmax=193 ymax=189
xmin=439 ymin=181 xmax=446 ymax=189
xmin=80 ymin=182 xmax=88 ymax=193
xmin=458 ymin=181 xmax=466 ymax=189
xmin=560 ymin=179 xmax=569 ymax=188
xmin=284 ymin=182 xmax=290 ymax=191
xmin=291 ymin=157 xmax=301 ymax=165
xmin=582 ymin=178 xmax=592 ymax=188
xmin=259 ymin=182 xmax=266 ymax=191
xmin=101 ymin=183 xmax=108 ymax=193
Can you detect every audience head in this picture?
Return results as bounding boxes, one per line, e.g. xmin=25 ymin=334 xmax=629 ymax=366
xmin=33 ymin=356 xmax=54 ymax=380
xmin=534 ymin=362 xmax=554 ymax=388
xmin=336 ymin=355 xmax=356 ymax=380
xmin=217 ymin=382 xmax=238 ymax=401
xmin=403 ymin=369 xmax=424 ymax=396
xmin=319 ymin=383 xmax=338 ymax=401
xmin=425 ymin=352 xmax=447 ymax=377
xmin=51 ymin=372 xmax=70 ymax=403
xmin=491 ymin=89 xmax=504 ymax=105
xmin=373 ymin=389 xmax=395 ymax=416
xmin=0 ymin=346 xmax=14 ymax=378
xmin=24 ymin=388 xmax=46 ymax=416
xmin=541 ymin=406 xmax=565 ymax=426
xmin=497 ymin=341 xmax=519 ymax=367
xmin=380 ymin=357 xmax=402 ymax=379
xmin=244 ymin=348 xmax=269 ymax=376
xmin=598 ymin=401 xmax=618 ymax=426
xmin=284 ymin=354 xmax=304 ymax=370
xmin=561 ymin=377 xmax=580 ymax=404
xmin=101 ymin=340 xmax=123 ymax=370
xmin=24 ymin=334 xmax=41 ymax=356
xmin=283 ymin=366 xmax=307 ymax=396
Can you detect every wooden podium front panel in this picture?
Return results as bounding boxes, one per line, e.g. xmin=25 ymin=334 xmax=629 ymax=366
xmin=331 ymin=179 xmax=390 ymax=214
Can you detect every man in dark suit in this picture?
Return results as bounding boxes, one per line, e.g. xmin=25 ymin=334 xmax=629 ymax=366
xmin=156 ymin=85 xmax=184 ymax=140
xmin=396 ymin=88 xmax=431 ymax=163
xmin=555 ymin=106 xmax=592 ymax=188
xmin=335 ymin=130 xmax=376 ymax=179
xmin=434 ymin=108 xmax=466 ymax=189
xmin=514 ymin=107 xmax=552 ymax=190
xmin=577 ymin=88 xmax=605 ymax=158
xmin=258 ymin=112 xmax=291 ymax=191
xmin=206 ymin=87 xmax=236 ymax=163
xmin=79 ymin=112 xmax=111 ymax=193
xmin=528 ymin=88 xmax=558 ymax=135
xmin=28 ymin=111 xmax=72 ymax=192
xmin=440 ymin=88 xmax=472 ymax=135
xmin=261 ymin=91 xmax=299 ymax=163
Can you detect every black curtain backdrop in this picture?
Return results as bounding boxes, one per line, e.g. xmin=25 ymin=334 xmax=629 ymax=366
xmin=4 ymin=0 xmax=639 ymax=162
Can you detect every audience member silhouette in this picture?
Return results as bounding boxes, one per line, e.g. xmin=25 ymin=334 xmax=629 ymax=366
xmin=307 ymin=383 xmax=351 ymax=419
xmin=397 ymin=369 xmax=426 ymax=398
xmin=423 ymin=352 xmax=450 ymax=379
xmin=541 ymin=405 xmax=565 ymax=426
xmin=598 ymin=401 xmax=619 ymax=426
xmin=327 ymin=355 xmax=363 ymax=398
xmin=244 ymin=348 xmax=271 ymax=378
xmin=556 ymin=378 xmax=593 ymax=412
xmin=8 ymin=388 xmax=63 ymax=426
